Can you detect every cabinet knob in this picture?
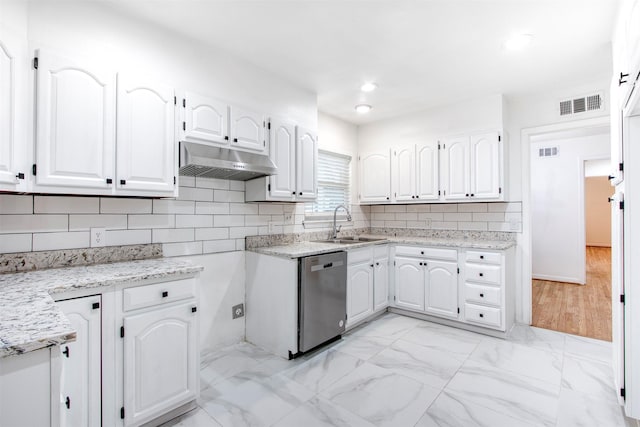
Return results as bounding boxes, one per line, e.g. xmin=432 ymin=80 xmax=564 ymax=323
xmin=299 ymin=192 xmax=303 ymax=195
xmin=192 ymin=306 xmax=197 ymax=313
xmin=479 ymin=313 xmax=484 ymax=318
xmin=62 ymin=346 xmax=70 ymax=358
xmin=421 ymin=251 xmax=424 ymax=255
xmin=162 ymin=291 xmax=169 ymax=298
xmin=224 ymin=136 xmax=229 ymax=140
xmin=376 ymin=262 xmax=380 ymax=266
xmin=234 ymin=138 xmax=238 ymax=142
xmin=620 ymin=72 xmax=629 ymax=86
xmin=106 ymin=178 xmax=113 ymax=184
xmin=15 ymin=172 xmax=25 ymax=180
xmin=419 ymin=262 xmax=422 ymax=266
xmin=480 ymin=293 xmax=484 ymax=298
xmin=479 ymin=273 xmax=484 ymax=277
xmin=386 ymin=196 xmax=390 ymax=200
xmin=412 ymin=195 xmax=415 ymax=199
xmin=120 ymin=179 xmax=126 ymax=185
xmin=65 ymin=396 xmax=71 ymax=409
xmin=480 ymin=255 xmax=484 ymax=259
xmin=292 ymin=191 xmax=296 ymax=195
xmin=370 ymin=264 xmax=374 ymax=268
xmin=470 ymin=193 xmax=475 ymax=197
xmin=416 ymin=195 xmax=419 ymax=199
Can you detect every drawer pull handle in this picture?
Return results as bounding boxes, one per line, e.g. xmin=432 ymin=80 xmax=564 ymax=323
xmin=480 ymin=255 xmax=484 ymax=259
xmin=421 ymin=251 xmax=424 ymax=255
xmin=162 ymin=291 xmax=169 ymax=298
xmin=479 ymin=313 xmax=484 ymax=318
xmin=192 ymin=306 xmax=197 ymax=313
xmin=480 ymin=293 xmax=484 ymax=297
xmin=479 ymin=273 xmax=484 ymax=277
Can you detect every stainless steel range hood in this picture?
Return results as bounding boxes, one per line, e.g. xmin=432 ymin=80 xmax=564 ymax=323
xmin=179 ymin=141 xmax=277 ymax=181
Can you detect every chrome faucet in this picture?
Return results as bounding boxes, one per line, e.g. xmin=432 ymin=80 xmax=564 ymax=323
xmin=332 ymin=204 xmax=352 ymax=239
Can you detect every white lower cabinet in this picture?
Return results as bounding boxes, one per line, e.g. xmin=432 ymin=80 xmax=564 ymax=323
xmin=424 ymin=259 xmax=458 ymax=319
xmin=394 ymin=256 xmax=425 ymax=311
xmin=347 ymin=246 xmax=390 ymax=328
xmin=56 ymin=295 xmax=102 ymax=427
xmin=462 ymin=250 xmax=507 ymax=330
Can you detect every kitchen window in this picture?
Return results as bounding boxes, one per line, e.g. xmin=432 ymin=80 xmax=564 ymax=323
xmin=305 ymin=150 xmax=351 ymax=221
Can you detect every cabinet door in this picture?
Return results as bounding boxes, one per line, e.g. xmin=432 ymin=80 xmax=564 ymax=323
xmin=374 ymin=256 xmax=390 ymax=311
xmin=425 ymin=259 xmax=459 ymax=319
xmin=183 ymin=92 xmax=229 ymax=145
xmin=393 ymin=146 xmax=416 ymax=202
xmin=394 ymin=256 xmax=425 ymax=311
xmin=268 ymin=119 xmax=296 ymax=199
xmin=57 ymin=295 xmax=101 ymax=427
xmin=123 ymin=302 xmax=198 ymax=427
xmin=347 ymin=261 xmax=374 ymax=326
xmin=0 ymin=36 xmax=21 ymax=188
xmin=230 ymin=106 xmax=266 ymax=153
xmin=416 ymin=142 xmax=439 ymax=200
xmin=440 ymin=137 xmax=469 ymax=200
xmin=470 ymin=132 xmax=501 ymax=199
xmin=296 ymin=127 xmax=317 ymax=200
xmin=35 ymin=49 xmax=115 ymax=191
xmin=359 ymin=150 xmax=391 ymax=203
xmin=117 ymin=74 xmax=175 ymax=195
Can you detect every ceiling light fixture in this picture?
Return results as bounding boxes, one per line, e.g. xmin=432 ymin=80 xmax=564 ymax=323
xmin=504 ymin=33 xmax=533 ymax=51
xmin=355 ymin=104 xmax=372 ymax=114
xmin=360 ymin=82 xmax=378 ymax=92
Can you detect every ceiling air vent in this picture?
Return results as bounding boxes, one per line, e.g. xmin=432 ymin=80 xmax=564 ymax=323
xmin=538 ymin=147 xmax=559 ymax=158
xmin=558 ymin=92 xmax=603 ymax=117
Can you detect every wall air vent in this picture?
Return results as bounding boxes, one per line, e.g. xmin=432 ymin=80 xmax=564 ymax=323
xmin=538 ymin=146 xmax=559 ymax=158
xmin=558 ymin=92 xmax=603 ymax=116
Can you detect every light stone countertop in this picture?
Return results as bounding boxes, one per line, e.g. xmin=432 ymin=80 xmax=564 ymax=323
xmin=0 ymin=258 xmax=203 ymax=358
xmin=249 ymin=235 xmax=516 ymax=259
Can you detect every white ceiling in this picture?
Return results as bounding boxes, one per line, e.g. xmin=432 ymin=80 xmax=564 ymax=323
xmin=110 ymin=0 xmax=619 ymax=124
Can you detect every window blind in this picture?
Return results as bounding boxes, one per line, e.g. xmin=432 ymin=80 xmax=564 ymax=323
xmin=306 ymin=150 xmax=351 ymax=214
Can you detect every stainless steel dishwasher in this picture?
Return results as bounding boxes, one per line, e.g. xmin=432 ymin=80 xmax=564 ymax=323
xmin=298 ymin=251 xmax=347 ymax=354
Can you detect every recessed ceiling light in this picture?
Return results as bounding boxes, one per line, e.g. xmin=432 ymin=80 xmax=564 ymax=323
xmin=355 ymin=104 xmax=372 ymax=114
xmin=504 ymin=33 xmax=533 ymax=51
xmin=360 ymin=82 xmax=378 ymax=92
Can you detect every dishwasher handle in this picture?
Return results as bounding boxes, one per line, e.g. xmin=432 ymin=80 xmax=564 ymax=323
xmin=310 ymin=260 xmax=344 ymax=272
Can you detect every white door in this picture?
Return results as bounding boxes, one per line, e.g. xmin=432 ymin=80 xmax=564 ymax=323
xmin=374 ymin=256 xmax=390 ymax=311
xmin=183 ymin=92 xmax=229 ymax=145
xmin=394 ymin=256 xmax=425 ymax=311
xmin=416 ymin=142 xmax=440 ymax=200
xmin=393 ymin=146 xmax=416 ymax=202
xmin=359 ymin=151 xmax=391 ymax=203
xmin=57 ymin=295 xmax=101 ymax=427
xmin=0 ymin=37 xmax=19 ymax=187
xmin=612 ymin=191 xmax=625 ymax=401
xmin=123 ymin=302 xmax=198 ymax=427
xmin=470 ymin=132 xmax=501 ymax=199
xmin=117 ymin=74 xmax=175 ymax=195
xmin=424 ymin=259 xmax=459 ymax=319
xmin=296 ymin=127 xmax=317 ymax=200
xmin=347 ymin=261 xmax=374 ymax=326
xmin=35 ymin=49 xmax=115 ymax=191
xmin=441 ymin=137 xmax=469 ymax=200
xmin=269 ymin=119 xmax=296 ymax=200
xmin=230 ymin=106 xmax=266 ymax=153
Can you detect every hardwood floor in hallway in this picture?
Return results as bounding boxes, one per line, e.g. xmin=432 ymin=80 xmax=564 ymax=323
xmin=532 ymin=246 xmax=612 ymax=341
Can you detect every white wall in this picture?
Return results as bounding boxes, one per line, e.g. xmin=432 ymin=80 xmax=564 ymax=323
xmin=318 ymin=112 xmax=359 ymax=204
xmin=531 ymin=132 xmax=610 ymax=284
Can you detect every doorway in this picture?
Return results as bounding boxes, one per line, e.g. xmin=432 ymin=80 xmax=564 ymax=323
xmin=529 ymin=126 xmax=613 ymax=340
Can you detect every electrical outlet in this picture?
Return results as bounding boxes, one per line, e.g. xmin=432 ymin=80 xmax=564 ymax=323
xmin=91 ymin=228 xmax=106 ymax=247
xmin=424 ymin=219 xmax=432 ymax=228
xmin=283 ymin=213 xmax=293 ymax=225
xmin=232 ymin=303 xmax=244 ymax=319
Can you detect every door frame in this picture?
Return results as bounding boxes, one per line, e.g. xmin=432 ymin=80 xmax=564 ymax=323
xmin=520 ymin=115 xmax=610 ymax=324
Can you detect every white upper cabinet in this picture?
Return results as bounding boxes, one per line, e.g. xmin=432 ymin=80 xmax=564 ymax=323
xmin=416 ymin=142 xmax=439 ymax=200
xmin=393 ymin=146 xmax=416 ymax=202
xmin=183 ymin=92 xmax=229 ymax=145
xmin=470 ymin=132 xmax=501 ymax=199
xmin=230 ymin=106 xmax=266 ymax=153
xmin=117 ymin=73 xmax=176 ymax=195
xmin=269 ymin=119 xmax=296 ymax=199
xmin=295 ymin=127 xmax=317 ymax=200
xmin=440 ymin=136 xmax=469 ymax=200
xmin=35 ymin=48 xmax=115 ymax=192
xmin=424 ymin=259 xmax=458 ymax=319
xmin=359 ymin=150 xmax=391 ymax=203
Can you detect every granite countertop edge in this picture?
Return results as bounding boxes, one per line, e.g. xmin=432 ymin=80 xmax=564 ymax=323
xmin=249 ymin=236 xmax=516 ymax=259
xmin=0 ymin=258 xmax=203 ymax=359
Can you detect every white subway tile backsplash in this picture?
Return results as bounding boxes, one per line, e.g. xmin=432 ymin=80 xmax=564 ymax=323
xmin=472 ymin=212 xmax=506 ymax=222
xmin=175 ymin=214 xmax=213 ymax=228
xmin=213 ymin=190 xmax=244 ymax=203
xmin=488 ymin=202 xmax=522 ymax=212
xmin=177 ymin=176 xmax=195 ymax=187
xmin=0 ymin=215 xmax=68 ymax=234
xmin=34 ymin=196 xmax=99 ymax=214
xmin=162 ymin=241 xmax=203 ymax=257
xmin=213 ymin=215 xmax=244 ymax=227
xmin=0 ymin=195 xmax=32 ymax=214
xmin=385 ymin=220 xmax=406 ymax=228
xmin=101 ymin=198 xmax=152 ymax=214
xmin=407 ymin=221 xmax=427 ymax=229
xmin=443 ymin=213 xmax=473 ymax=222
xmin=245 ymin=215 xmax=271 ymax=226
xmin=106 ymin=229 xmax=151 ymax=246
xmin=33 ymin=231 xmax=90 ymax=251
xmin=431 ymin=221 xmax=458 ymax=230
xmin=505 ymin=212 xmax=522 ymax=222
xmin=195 ymin=177 xmax=230 ymax=190
xmin=203 ymin=239 xmax=237 ymax=254
xmin=259 ymin=204 xmax=284 ymax=215
xmin=229 ymin=226 xmax=259 ymax=239
xmin=153 ymin=200 xmax=195 ymax=214
xmin=395 ymin=213 xmax=418 ymax=221
xmin=128 ymin=214 xmax=175 ymax=229
xmin=370 ymin=206 xmax=385 ymax=213
xmin=152 ymin=228 xmax=195 ymax=243
xmin=372 ymin=213 xmax=396 ymax=221
xmin=195 ymin=227 xmax=229 ymax=241
xmin=178 ymin=187 xmax=214 ymax=202
xmin=0 ymin=234 xmax=32 ymax=253
xmin=384 ymin=205 xmax=407 ymax=213
xmin=235 ymin=239 xmax=245 ymax=251
xmin=229 ymin=181 xmax=245 ymax=191
xmin=195 ymin=202 xmax=229 ymax=215
xmin=406 ymin=205 xmax=431 ymax=213
xmin=418 ymin=213 xmax=444 ymax=221
xmin=458 ymin=222 xmax=488 ymax=231
xmin=457 ymin=203 xmax=488 ymax=213
xmin=69 ymin=214 xmax=127 ymax=231
xmin=430 ymin=205 xmax=458 ymax=213
xmin=229 ymin=203 xmax=259 ymax=215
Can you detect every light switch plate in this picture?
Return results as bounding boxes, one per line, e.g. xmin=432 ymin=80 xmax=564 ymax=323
xmin=91 ymin=228 xmax=106 ymax=247
xmin=232 ymin=303 xmax=244 ymax=319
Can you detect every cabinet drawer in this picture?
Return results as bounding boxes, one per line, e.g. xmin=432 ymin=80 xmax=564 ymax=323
xmin=395 ymin=246 xmax=457 ymax=261
xmin=465 ymin=263 xmax=502 ymax=285
xmin=464 ymin=283 xmax=501 ymax=306
xmin=348 ymin=247 xmax=373 ymax=265
xmin=466 ymin=250 xmax=501 ymax=264
xmin=464 ymin=303 xmax=502 ymax=328
xmin=373 ymin=245 xmax=388 ymax=259
xmin=123 ymin=278 xmax=197 ymax=311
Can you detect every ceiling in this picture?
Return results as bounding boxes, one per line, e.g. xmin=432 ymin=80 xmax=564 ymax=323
xmin=109 ymin=0 xmax=619 ymax=125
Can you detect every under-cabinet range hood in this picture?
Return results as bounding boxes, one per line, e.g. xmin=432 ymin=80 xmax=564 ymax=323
xmin=179 ymin=141 xmax=277 ymax=181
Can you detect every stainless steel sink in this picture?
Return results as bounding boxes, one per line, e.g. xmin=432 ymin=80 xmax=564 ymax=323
xmin=314 ymin=239 xmax=364 ymax=244
xmin=313 ymin=236 xmax=388 ymax=244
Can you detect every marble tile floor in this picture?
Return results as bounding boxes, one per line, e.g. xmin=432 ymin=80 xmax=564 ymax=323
xmin=162 ymin=313 xmax=635 ymax=427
